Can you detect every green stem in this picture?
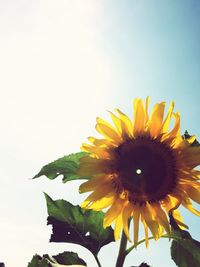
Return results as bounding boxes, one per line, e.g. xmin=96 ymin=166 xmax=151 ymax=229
xmin=115 ymin=227 xmax=170 ymax=266
xmin=125 ymin=234 xmax=169 ymax=256
xmin=115 ymin=230 xmax=128 ymax=267
xmin=94 ymin=254 xmax=102 ymax=267
xmin=115 ymin=219 xmax=132 ymax=267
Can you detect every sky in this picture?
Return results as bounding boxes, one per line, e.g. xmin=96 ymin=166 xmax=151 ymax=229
xmin=1 ymin=1 xmax=200 ymax=266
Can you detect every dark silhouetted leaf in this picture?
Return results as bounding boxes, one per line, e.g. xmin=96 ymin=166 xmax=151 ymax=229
xmin=28 ymin=252 xmax=87 ymax=267
xmin=170 ymin=212 xmax=200 ymax=267
xmin=130 ymin=263 xmax=151 ymax=267
xmin=45 ymin=193 xmax=114 ymax=255
xmin=138 ymin=263 xmax=151 ymax=267
xmin=33 ymin=152 xmax=90 ymax=182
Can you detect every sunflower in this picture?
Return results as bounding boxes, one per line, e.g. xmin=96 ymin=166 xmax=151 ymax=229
xmin=78 ymin=98 xmax=200 ymax=246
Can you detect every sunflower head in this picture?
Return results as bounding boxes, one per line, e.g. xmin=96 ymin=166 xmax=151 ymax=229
xmin=78 ymin=98 xmax=200 ymax=246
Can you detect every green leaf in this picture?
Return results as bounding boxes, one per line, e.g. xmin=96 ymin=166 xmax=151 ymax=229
xmin=45 ymin=193 xmax=114 ymax=255
xmin=48 ymin=251 xmax=86 ymax=266
xmin=33 ymin=152 xmax=90 ymax=182
xmin=170 ymin=212 xmax=200 ymax=267
xmin=28 ymin=252 xmax=87 ymax=267
xmin=171 ymin=238 xmax=200 ymax=267
xmin=28 ymin=255 xmax=49 ymax=267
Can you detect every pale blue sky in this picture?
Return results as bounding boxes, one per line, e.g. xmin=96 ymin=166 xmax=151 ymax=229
xmin=0 ymin=1 xmax=200 ymax=267
xmin=101 ymin=0 xmax=200 ymax=134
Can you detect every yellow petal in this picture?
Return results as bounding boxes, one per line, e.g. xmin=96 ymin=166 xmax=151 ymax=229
xmin=79 ymin=175 xmax=108 ymax=193
xmin=114 ymin=214 xmax=123 ymax=240
xmin=132 ymin=205 xmax=140 ymax=245
xmin=170 ymin=187 xmax=188 ymax=203
xmin=141 ymin=216 xmax=149 ymax=248
xmin=88 ymin=136 xmax=115 ymax=148
xmin=122 ymin=202 xmax=133 ymax=241
xmin=145 ymin=96 xmax=150 ymax=125
xmin=162 ymin=101 xmax=174 ymax=133
xmin=179 ymin=178 xmax=200 ymax=189
xmin=88 ymin=193 xmax=115 ymax=211
xmin=168 ymin=134 xmax=183 ymax=148
xmin=81 ymin=184 xmax=113 ymax=209
xmin=163 ymin=112 xmax=180 ymax=143
xmin=172 ymin=209 xmax=188 ymax=229
xmin=182 ymin=198 xmax=200 ymax=216
xmin=162 ymin=195 xmax=181 ymax=213
xmin=141 ymin=204 xmax=159 ymax=240
xmin=78 ymin=156 xmax=110 ymax=176
xmin=185 ymin=185 xmax=200 ymax=204
xmin=109 ymin=110 xmax=132 ymax=141
xmin=162 ymin=195 xmax=187 ymax=229
xmin=181 ymin=146 xmax=200 ymax=169
xmin=133 ymin=98 xmax=146 ymax=137
xmin=151 ymin=203 xmax=170 ymax=236
xmin=81 ymin=143 xmax=111 ymax=159
xmin=115 ymin=108 xmax=133 ymax=138
xmin=109 ymin=111 xmax=122 ymax=135
xmin=103 ymin=198 xmax=125 ymax=228
xmin=191 ymin=170 xmax=200 ymax=180
xmin=96 ymin=118 xmax=122 ymax=144
xmin=148 ymin=102 xmax=166 ymax=138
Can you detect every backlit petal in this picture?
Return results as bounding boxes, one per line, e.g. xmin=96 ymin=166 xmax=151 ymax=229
xmin=109 ymin=111 xmax=122 ymax=135
xmin=133 ymin=98 xmax=146 ymax=137
xmin=115 ymin=108 xmax=133 ymax=138
xmin=181 ymin=146 xmax=200 ymax=169
xmin=145 ymin=96 xmax=150 ymax=125
xmin=141 ymin=216 xmax=149 ymax=248
xmin=88 ymin=136 xmax=115 ymax=148
xmin=173 ymin=209 xmax=188 ymax=229
xmin=122 ymin=202 xmax=133 ymax=241
xmin=132 ymin=206 xmax=140 ymax=245
xmin=141 ymin=204 xmax=159 ymax=240
xmin=148 ymin=102 xmax=166 ymax=138
xmin=182 ymin=198 xmax=200 ymax=216
xmin=114 ymin=214 xmax=123 ymax=240
xmin=186 ymin=186 xmax=200 ymax=204
xmin=96 ymin=121 xmax=122 ymax=144
xmin=88 ymin=193 xmax=115 ymax=211
xmin=79 ymin=175 xmax=108 ymax=193
xmin=81 ymin=184 xmax=114 ymax=209
xmin=81 ymin=143 xmax=111 ymax=159
xmin=151 ymin=203 xmax=170 ymax=236
xmin=162 ymin=101 xmax=174 ymax=133
xmin=103 ymin=198 xmax=125 ymax=227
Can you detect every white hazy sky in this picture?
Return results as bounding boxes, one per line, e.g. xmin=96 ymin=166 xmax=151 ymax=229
xmin=1 ymin=1 xmax=200 ymax=267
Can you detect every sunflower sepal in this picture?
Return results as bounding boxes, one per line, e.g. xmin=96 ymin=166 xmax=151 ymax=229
xmin=183 ymin=131 xmax=200 ymax=147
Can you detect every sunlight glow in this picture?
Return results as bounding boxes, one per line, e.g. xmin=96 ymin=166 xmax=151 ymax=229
xmin=136 ymin=168 xmax=142 ymax=174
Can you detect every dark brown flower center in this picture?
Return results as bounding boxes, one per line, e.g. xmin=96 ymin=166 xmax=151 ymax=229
xmin=114 ymin=136 xmax=177 ymax=203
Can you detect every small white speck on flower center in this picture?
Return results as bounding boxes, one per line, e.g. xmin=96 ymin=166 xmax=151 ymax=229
xmin=136 ymin=168 xmax=142 ymax=174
